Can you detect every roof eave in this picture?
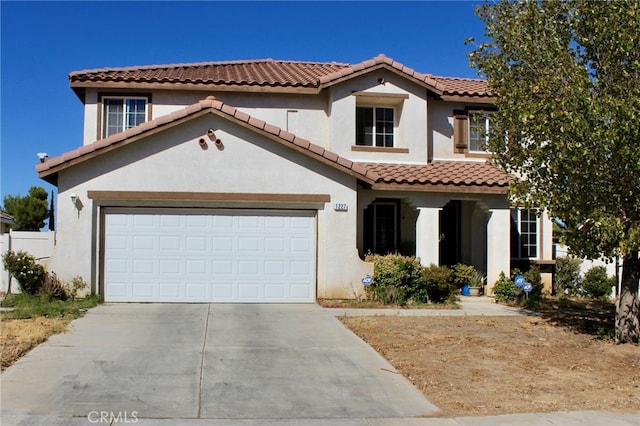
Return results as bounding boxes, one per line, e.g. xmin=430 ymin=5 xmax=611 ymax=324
xmin=318 ymin=63 xmax=445 ymax=96
xmin=440 ymin=94 xmax=497 ymax=104
xmin=69 ymin=80 xmax=321 ymax=95
xmin=370 ymin=182 xmax=509 ymax=194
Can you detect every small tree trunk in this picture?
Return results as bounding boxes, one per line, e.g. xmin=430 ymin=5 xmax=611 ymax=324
xmin=615 ymin=253 xmax=640 ymax=344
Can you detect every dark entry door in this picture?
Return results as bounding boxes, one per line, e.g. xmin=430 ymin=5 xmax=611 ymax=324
xmin=439 ymin=201 xmax=461 ymax=266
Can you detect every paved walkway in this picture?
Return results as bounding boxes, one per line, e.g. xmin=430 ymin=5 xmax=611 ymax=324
xmin=324 ymin=296 xmax=530 ymax=317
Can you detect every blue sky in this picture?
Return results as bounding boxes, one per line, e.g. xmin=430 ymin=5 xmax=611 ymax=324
xmin=0 ymin=0 xmax=486 ymax=204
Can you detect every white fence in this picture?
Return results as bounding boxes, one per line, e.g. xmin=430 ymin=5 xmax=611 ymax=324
xmin=1 ymin=231 xmax=55 ymax=294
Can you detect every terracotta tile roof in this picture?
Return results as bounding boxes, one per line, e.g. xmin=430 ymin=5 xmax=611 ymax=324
xmin=69 ymin=59 xmax=348 ymax=88
xmin=359 ymin=161 xmax=513 ymax=192
xmin=36 ymin=97 xmax=380 ymax=186
xmin=432 ymin=76 xmax=493 ymax=98
xmin=69 ymin=54 xmax=492 ymax=99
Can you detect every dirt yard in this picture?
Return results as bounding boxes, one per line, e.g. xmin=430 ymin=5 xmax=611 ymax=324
xmin=340 ymin=300 xmax=640 ymax=416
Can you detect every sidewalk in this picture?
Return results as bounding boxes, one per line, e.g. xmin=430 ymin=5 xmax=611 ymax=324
xmin=3 ymin=410 xmax=639 ymax=425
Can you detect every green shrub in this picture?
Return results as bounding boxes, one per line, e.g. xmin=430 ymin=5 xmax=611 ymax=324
xmin=554 ymin=257 xmax=582 ymax=295
xmin=492 ymin=272 xmax=518 ymax=303
xmin=423 ymin=264 xmax=456 ymax=303
xmin=2 ymin=250 xmax=45 ymax=295
xmin=364 ymin=253 xmax=425 ymax=304
xmin=67 ymin=276 xmax=89 ymax=301
xmin=581 ymin=266 xmax=615 ymax=300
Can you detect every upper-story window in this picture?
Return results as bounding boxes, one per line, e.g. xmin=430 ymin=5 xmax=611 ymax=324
xmin=468 ymin=110 xmax=492 ymax=152
xmin=356 ymin=106 xmax=395 ymax=147
xmin=511 ymin=208 xmax=538 ymax=259
xmin=453 ymin=108 xmax=493 ymax=155
xmin=101 ymin=96 xmax=149 ymax=138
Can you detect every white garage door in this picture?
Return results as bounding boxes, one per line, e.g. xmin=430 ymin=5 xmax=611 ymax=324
xmin=103 ymin=210 xmax=315 ymax=303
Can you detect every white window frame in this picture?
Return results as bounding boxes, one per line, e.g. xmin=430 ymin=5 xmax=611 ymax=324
xmin=356 ymin=106 xmax=396 ymax=147
xmin=511 ymin=208 xmax=539 ymax=259
xmin=101 ymin=96 xmax=149 ymax=139
xmin=468 ymin=110 xmax=492 ymax=152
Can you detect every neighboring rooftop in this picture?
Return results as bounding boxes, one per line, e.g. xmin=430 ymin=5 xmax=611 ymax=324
xmin=69 ymin=54 xmax=493 ymax=101
xmin=0 ymin=212 xmax=15 ymax=225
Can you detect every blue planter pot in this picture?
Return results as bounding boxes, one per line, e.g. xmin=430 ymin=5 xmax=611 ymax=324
xmin=461 ymin=285 xmax=470 ymax=296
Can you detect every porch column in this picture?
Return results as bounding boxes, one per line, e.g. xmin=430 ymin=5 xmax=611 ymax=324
xmin=415 ymin=207 xmax=440 ymax=266
xmin=486 ymin=207 xmax=511 ymax=293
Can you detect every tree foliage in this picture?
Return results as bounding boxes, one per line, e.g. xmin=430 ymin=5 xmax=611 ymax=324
xmin=469 ymin=0 xmax=640 ymax=343
xmin=2 ymin=186 xmax=50 ymax=231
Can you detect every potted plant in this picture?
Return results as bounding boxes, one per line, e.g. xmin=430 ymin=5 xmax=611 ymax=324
xmin=453 ymin=263 xmax=476 ymax=296
xmin=468 ymin=270 xmax=485 ymax=296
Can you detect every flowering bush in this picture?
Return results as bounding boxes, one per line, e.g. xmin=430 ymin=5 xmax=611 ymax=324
xmin=2 ymin=250 xmax=45 ymax=295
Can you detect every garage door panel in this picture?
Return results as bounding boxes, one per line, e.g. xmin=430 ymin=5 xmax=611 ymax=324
xmin=160 ymin=236 xmax=182 ymax=251
xmin=264 ymin=261 xmax=285 ymax=276
xmin=132 ymin=282 xmax=154 ymax=298
xmin=238 ymin=260 xmax=260 ymax=276
xmin=238 ymin=237 xmax=260 ymax=252
xmin=185 ymin=282 xmax=208 ymax=300
xmin=133 ymin=215 xmax=154 ymax=227
xmin=238 ymin=216 xmax=260 ymax=229
xmin=158 ymin=282 xmax=181 ymax=298
xmin=160 ymin=259 xmax=181 ymax=274
xmin=211 ymin=282 xmax=233 ymax=298
xmin=104 ymin=211 xmax=315 ymax=303
xmin=184 ymin=236 xmax=206 ymax=251
xmin=238 ymin=283 xmax=261 ymax=300
xmin=290 ymin=283 xmax=312 ymax=299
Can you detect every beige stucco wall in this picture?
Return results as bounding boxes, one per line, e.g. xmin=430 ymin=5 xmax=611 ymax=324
xmin=54 ymin=113 xmax=372 ymax=299
xmin=81 ymin=89 xmax=331 ymax=150
xmin=329 ymin=70 xmax=429 ymax=163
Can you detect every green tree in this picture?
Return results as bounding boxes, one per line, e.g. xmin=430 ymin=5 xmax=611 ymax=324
xmin=469 ymin=0 xmax=640 ymax=343
xmin=2 ymin=186 xmax=50 ymax=231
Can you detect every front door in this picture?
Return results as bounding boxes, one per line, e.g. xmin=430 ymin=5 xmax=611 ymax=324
xmin=439 ymin=201 xmax=461 ymax=267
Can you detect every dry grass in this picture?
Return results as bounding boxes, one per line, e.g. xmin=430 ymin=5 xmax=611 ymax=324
xmin=1 ymin=316 xmax=72 ymax=370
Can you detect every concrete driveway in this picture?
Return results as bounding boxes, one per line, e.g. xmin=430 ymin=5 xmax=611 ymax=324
xmin=1 ymin=303 xmax=439 ymax=423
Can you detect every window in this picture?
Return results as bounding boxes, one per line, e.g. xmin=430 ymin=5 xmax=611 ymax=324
xmin=363 ymin=200 xmax=399 ymax=254
xmin=468 ymin=110 xmax=491 ymax=151
xmin=511 ymin=208 xmax=538 ymax=258
xmin=356 ymin=106 xmax=394 ymax=147
xmin=102 ymin=97 xmax=148 ymax=138
xmin=453 ymin=109 xmax=493 ymax=154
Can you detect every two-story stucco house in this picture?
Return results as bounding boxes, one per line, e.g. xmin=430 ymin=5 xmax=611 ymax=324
xmin=36 ymin=54 xmax=554 ymax=303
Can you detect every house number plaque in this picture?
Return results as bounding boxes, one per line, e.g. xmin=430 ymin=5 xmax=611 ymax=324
xmin=334 ymin=203 xmax=348 ymax=211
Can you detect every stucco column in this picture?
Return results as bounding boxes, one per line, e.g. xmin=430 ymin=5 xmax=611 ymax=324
xmin=415 ymin=207 xmax=440 ymax=267
xmin=486 ymin=208 xmax=511 ymax=293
